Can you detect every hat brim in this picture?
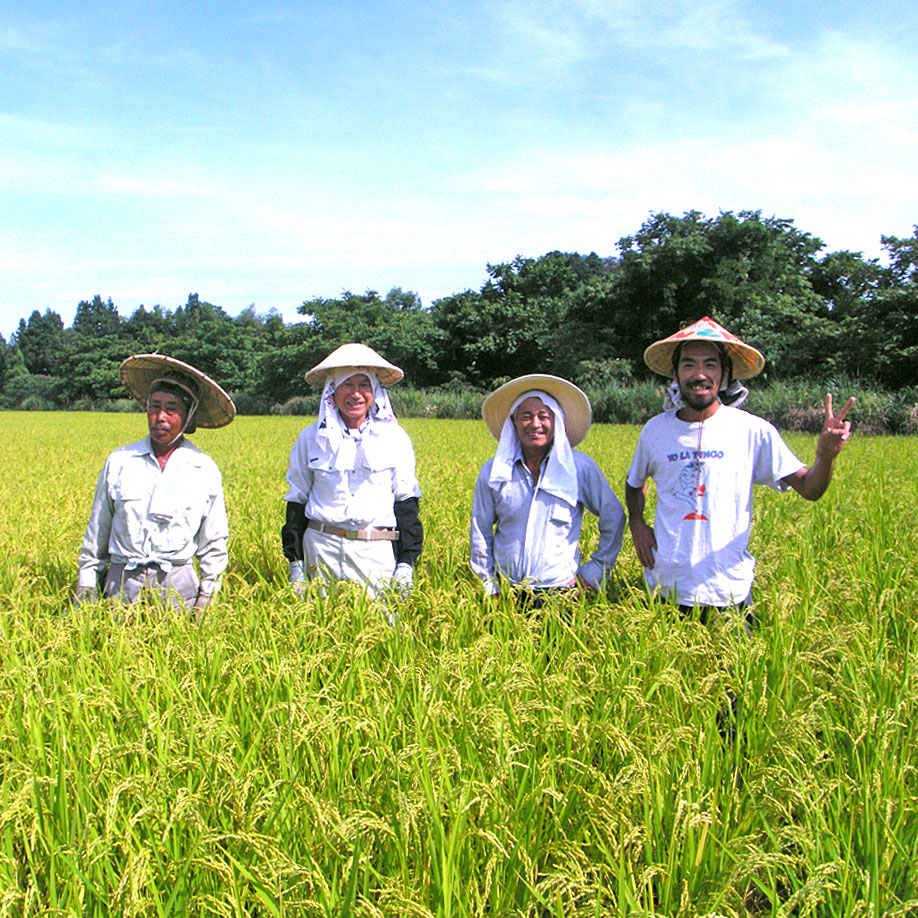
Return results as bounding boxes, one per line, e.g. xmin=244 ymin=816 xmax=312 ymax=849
xmin=482 ymin=375 xmax=592 ymax=446
xmin=644 ymin=334 xmax=765 ymax=380
xmin=119 ymin=355 xmax=236 ymax=428
xmin=304 ymin=343 xmax=404 ymax=387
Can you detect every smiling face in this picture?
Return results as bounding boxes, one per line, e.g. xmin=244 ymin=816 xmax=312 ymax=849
xmin=675 ymin=341 xmax=725 ymax=418
xmin=333 ymin=373 xmax=374 ymax=429
xmin=147 ymin=390 xmax=189 ymax=454
xmin=513 ymin=396 xmax=555 ymax=459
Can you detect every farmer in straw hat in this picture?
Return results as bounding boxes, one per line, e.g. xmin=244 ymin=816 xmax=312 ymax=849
xmin=282 ymin=343 xmax=423 ymax=598
xmin=75 ymin=354 xmax=235 ymax=613
xmin=470 ymin=375 xmax=625 ymax=600
xmin=625 ymin=316 xmax=855 ymax=620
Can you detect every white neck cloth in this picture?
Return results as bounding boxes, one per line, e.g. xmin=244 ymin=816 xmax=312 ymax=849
xmin=312 ymin=369 xmax=399 ymax=471
xmin=489 ymin=390 xmax=578 ymax=507
xmin=664 ymin=378 xmax=749 ymax=411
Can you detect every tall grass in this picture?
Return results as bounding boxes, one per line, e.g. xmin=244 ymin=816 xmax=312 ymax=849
xmin=0 ymin=412 xmax=916 ymax=916
xmin=121 ymin=379 xmax=918 ymax=432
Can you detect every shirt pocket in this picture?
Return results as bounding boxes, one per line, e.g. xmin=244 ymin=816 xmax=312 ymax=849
xmin=152 ymin=481 xmax=206 ymax=552
xmin=109 ymin=482 xmax=147 ymax=521
xmin=549 ymin=504 xmax=574 ymax=528
xmin=544 ymin=503 xmax=576 ymax=564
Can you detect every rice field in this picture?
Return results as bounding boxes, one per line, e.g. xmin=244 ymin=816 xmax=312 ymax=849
xmin=1 ymin=411 xmax=916 ymax=917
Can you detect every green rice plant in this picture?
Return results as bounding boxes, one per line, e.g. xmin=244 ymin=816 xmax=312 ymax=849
xmin=0 ymin=412 xmax=916 ymax=916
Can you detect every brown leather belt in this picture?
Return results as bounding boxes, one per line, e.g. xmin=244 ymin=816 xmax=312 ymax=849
xmin=307 ymin=520 xmax=399 ymax=541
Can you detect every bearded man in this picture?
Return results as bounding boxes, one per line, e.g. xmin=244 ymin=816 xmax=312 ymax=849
xmin=625 ymin=317 xmax=854 ymax=618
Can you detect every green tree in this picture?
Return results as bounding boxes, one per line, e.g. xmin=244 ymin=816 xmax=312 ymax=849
xmin=570 ymin=211 xmax=834 ymax=378
xmin=72 ymin=295 xmax=123 ymax=338
xmin=55 ymin=295 xmax=129 ymax=404
xmin=297 ymin=288 xmax=445 ymax=387
xmin=0 ymin=334 xmax=9 ymax=395
xmin=13 ymin=309 xmax=66 ymax=376
xmin=867 ymin=228 xmax=918 ymax=387
xmin=125 ymin=304 xmax=175 ymax=351
xmin=168 ymin=294 xmax=261 ymax=394
xmin=431 ymin=252 xmax=614 ymax=386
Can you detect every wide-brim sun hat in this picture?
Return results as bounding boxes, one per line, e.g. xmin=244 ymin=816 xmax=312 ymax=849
xmin=304 ymin=342 xmax=404 ymax=387
xmin=643 ymin=316 xmax=766 ymax=380
xmin=482 ymin=374 xmax=592 ymax=447
xmin=119 ymin=354 xmax=236 ymax=428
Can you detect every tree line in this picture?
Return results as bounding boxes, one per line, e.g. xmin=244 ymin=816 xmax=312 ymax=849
xmin=2 ymin=209 xmax=916 ymax=414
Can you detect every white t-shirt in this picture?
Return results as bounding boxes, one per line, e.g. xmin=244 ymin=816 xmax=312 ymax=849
xmin=626 ymin=406 xmax=804 ymax=607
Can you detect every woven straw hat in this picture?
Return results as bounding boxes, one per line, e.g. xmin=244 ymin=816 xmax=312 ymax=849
xmin=482 ymin=375 xmax=592 ymax=446
xmin=119 ymin=354 xmax=236 ymax=428
xmin=304 ymin=343 xmax=404 ymax=387
xmin=643 ymin=316 xmax=765 ymax=380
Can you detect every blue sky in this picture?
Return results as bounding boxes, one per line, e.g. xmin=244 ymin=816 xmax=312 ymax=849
xmin=2 ymin=0 xmax=916 ymax=338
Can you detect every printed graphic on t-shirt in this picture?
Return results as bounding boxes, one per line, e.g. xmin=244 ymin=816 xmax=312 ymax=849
xmin=674 ymin=459 xmax=708 ymax=520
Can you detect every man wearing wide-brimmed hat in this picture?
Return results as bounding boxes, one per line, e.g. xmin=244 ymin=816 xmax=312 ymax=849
xmin=76 ymin=354 xmax=235 ymax=613
xmin=282 ymin=343 xmax=423 ymax=599
xmin=470 ymin=374 xmax=625 ymax=599
xmin=625 ymin=316 xmax=855 ymax=617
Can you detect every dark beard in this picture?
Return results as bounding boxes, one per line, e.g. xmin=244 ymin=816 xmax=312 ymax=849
xmin=681 ymin=387 xmax=718 ymax=412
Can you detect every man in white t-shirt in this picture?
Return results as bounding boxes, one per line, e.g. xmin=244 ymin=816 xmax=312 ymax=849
xmin=625 ymin=317 xmax=854 ymax=619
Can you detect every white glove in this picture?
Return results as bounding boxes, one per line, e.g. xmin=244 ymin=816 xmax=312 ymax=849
xmin=289 ymin=560 xmax=306 ymax=597
xmin=191 ymin=589 xmax=213 ymax=622
xmin=392 ymin=562 xmax=414 ymax=598
xmin=73 ymin=585 xmax=97 ymax=606
xmin=193 ymin=590 xmax=213 ymax=611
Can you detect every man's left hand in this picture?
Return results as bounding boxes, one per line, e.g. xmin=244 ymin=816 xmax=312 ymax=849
xmin=392 ymin=563 xmax=414 ymax=599
xmin=192 ymin=590 xmax=213 ymax=621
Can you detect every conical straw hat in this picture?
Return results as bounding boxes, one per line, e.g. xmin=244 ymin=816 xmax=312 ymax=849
xmin=119 ymin=354 xmax=236 ymax=428
xmin=482 ymin=374 xmax=592 ymax=446
xmin=643 ymin=316 xmax=765 ymax=380
xmin=304 ymin=343 xmax=404 ymax=387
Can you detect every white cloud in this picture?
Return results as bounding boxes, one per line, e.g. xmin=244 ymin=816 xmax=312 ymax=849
xmin=485 ymin=0 xmax=788 ymax=72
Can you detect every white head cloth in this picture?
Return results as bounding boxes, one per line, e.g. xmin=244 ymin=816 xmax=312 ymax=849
xmin=312 ymin=368 xmax=399 ymax=471
xmin=489 ymin=390 xmax=578 ymax=507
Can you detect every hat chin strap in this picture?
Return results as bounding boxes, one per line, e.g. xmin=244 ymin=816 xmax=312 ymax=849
xmin=149 ymin=376 xmax=199 ymax=447
xmin=166 ymin=401 xmax=197 ymax=447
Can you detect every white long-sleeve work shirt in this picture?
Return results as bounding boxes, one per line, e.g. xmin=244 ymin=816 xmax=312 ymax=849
xmin=284 ymin=421 xmax=421 ymax=528
xmin=470 ymin=450 xmax=625 ymax=594
xmin=77 ymin=437 xmax=229 ymax=595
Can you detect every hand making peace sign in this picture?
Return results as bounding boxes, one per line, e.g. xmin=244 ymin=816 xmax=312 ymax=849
xmin=816 ymin=393 xmax=856 ymax=461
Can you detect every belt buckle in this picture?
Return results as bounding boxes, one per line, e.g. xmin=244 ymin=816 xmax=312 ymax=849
xmin=343 ymin=528 xmax=359 ymax=540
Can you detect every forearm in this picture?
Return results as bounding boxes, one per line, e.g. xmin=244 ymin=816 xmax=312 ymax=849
xmin=469 ymin=524 xmax=497 ymax=593
xmin=580 ymin=478 xmax=626 ymax=586
xmin=282 ymin=501 xmax=307 ymax=561
xmin=625 ymin=481 xmax=657 ymax=570
xmin=625 ymin=482 xmax=647 ymax=526
xmin=787 ymin=455 xmax=835 ymax=501
xmin=196 ymin=537 xmax=228 ymax=593
xmin=393 ymin=497 xmax=423 ymax=565
xmin=77 ymin=480 xmax=113 ymax=588
xmin=469 ymin=477 xmax=499 ymax=594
